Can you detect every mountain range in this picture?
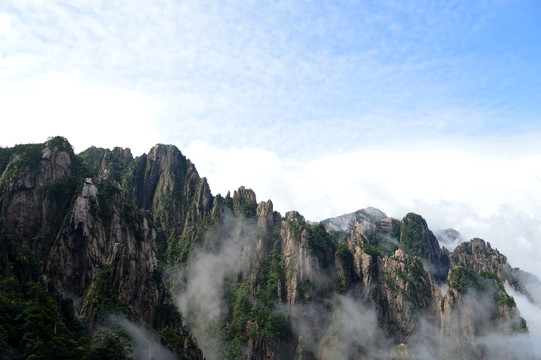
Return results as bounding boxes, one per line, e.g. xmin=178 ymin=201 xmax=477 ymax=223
xmin=0 ymin=136 xmax=538 ymax=359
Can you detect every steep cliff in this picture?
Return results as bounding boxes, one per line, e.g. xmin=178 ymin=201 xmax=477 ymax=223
xmin=1 ymin=137 xmax=537 ymax=360
xmin=0 ymin=138 xmax=203 ymax=359
xmin=0 ymin=138 xmax=76 ymax=257
xmin=80 ymin=143 xmax=215 ymax=265
xmin=197 ymin=200 xmax=534 ymax=359
xmin=46 ymin=177 xmax=167 ymax=325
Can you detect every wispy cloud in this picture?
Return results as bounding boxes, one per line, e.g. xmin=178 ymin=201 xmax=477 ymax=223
xmin=104 ymin=314 xmax=176 ymax=360
xmin=1 ymin=0 xmax=540 ymax=156
xmin=184 ymin=135 xmax=541 ymax=279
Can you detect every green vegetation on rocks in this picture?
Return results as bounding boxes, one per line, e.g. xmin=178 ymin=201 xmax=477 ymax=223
xmin=306 ymin=223 xmax=336 ymax=268
xmin=0 ymin=138 xmax=533 ymax=360
xmin=400 ymin=213 xmax=428 ymax=258
xmin=80 ymin=267 xmax=132 ymax=320
xmin=335 ymin=242 xmax=354 ymax=294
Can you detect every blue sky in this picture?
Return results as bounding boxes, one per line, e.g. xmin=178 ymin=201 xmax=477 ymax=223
xmin=1 ymin=0 xmax=540 ymax=156
xmin=2 ymin=0 xmax=541 ymax=284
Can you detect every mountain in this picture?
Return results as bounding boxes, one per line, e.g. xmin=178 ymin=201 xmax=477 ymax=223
xmin=0 ymin=137 xmax=538 ymax=359
xmin=320 ymin=207 xmax=388 ymax=232
xmin=0 ymin=138 xmax=203 ymax=359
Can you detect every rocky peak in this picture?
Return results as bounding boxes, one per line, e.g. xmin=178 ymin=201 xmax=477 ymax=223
xmin=320 ymin=207 xmax=387 ymax=232
xmin=233 ymin=186 xmax=258 ymax=217
xmin=439 ymin=263 xmax=529 ymax=358
xmin=399 ymin=213 xmax=435 ymax=258
xmin=399 ymin=213 xmax=449 ymax=281
xmin=44 ymin=136 xmax=75 ymax=154
xmin=123 ymin=144 xmax=194 ymax=220
xmin=0 ymin=137 xmax=76 ymax=249
xmin=256 ymin=199 xmax=274 ymax=231
xmin=111 ymin=146 xmax=133 ymax=161
xmin=46 ymin=174 xmax=169 ymax=327
xmin=449 ymin=238 xmax=507 ymax=274
xmin=97 ymin=147 xmax=134 ymax=183
xmin=116 ymin=143 xmax=215 ymax=264
xmin=362 ymin=206 xmax=388 ymax=220
xmin=1 ymin=137 xmax=74 ymax=189
xmin=148 ymin=143 xmax=178 ymax=159
xmin=285 ymin=210 xmax=305 ymax=223
xmin=41 ymin=139 xmax=73 ymax=183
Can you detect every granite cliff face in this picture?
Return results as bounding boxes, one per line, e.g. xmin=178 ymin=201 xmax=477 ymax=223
xmin=0 ymin=138 xmax=74 ymax=257
xmin=0 ymin=137 xmax=537 ymax=360
xmin=0 ymin=138 xmax=203 ymax=359
xmin=81 ymin=143 xmax=215 ymax=264
xmin=181 ymin=197 xmax=534 ymax=359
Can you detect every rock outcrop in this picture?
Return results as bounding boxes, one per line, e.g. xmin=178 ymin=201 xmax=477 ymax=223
xmin=1 ymin=137 xmax=536 ymax=360
xmin=0 ymin=138 xmax=204 ymax=359
xmin=450 ymin=238 xmax=508 ymax=273
xmin=0 ymin=138 xmax=75 ymax=255
xmin=46 ymin=177 xmax=167 ymax=326
xmin=382 ymin=249 xmax=435 ymax=340
xmin=320 ymin=207 xmax=387 ymax=232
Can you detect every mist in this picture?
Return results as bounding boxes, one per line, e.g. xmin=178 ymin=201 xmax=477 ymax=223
xmin=171 ymin=209 xmax=259 ymax=359
xmin=285 ymin=283 xmax=539 ymax=359
xmin=103 ymin=314 xmax=175 ymax=360
xmin=184 ymin=140 xmax=541 ymax=283
xmin=285 ymin=257 xmax=541 ymax=359
xmin=289 ymin=295 xmax=391 ymax=359
xmin=507 ymin=283 xmax=541 ymax=358
xmin=169 ymin=204 xmax=540 ymax=359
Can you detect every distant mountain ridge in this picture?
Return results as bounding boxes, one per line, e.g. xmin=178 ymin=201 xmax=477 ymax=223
xmin=319 ymin=207 xmax=388 ymax=232
xmin=0 ymin=137 xmax=538 ymax=359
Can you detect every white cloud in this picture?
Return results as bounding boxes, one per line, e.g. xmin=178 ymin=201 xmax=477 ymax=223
xmin=3 ymin=0 xmax=539 ymax=159
xmin=506 ymin=285 xmax=541 ymax=357
xmin=0 ymin=72 xmax=165 ymax=155
xmin=0 ymin=12 xmax=13 ymax=38
xmin=183 ymin=137 xmax=541 ymax=279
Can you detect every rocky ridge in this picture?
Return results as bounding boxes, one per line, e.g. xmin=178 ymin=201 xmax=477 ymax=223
xmin=0 ymin=137 xmax=537 ymax=360
xmin=0 ymin=138 xmax=203 ymax=359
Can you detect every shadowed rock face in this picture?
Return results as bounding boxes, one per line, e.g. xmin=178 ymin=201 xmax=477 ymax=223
xmin=0 ymin=138 xmax=204 ymax=359
xmin=399 ymin=213 xmax=450 ymax=281
xmin=1 ymin=137 xmax=535 ymax=360
xmin=0 ymin=138 xmax=74 ymax=252
xmin=0 ymin=140 xmax=166 ymax=325
xmin=46 ymin=177 xmax=165 ymax=324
